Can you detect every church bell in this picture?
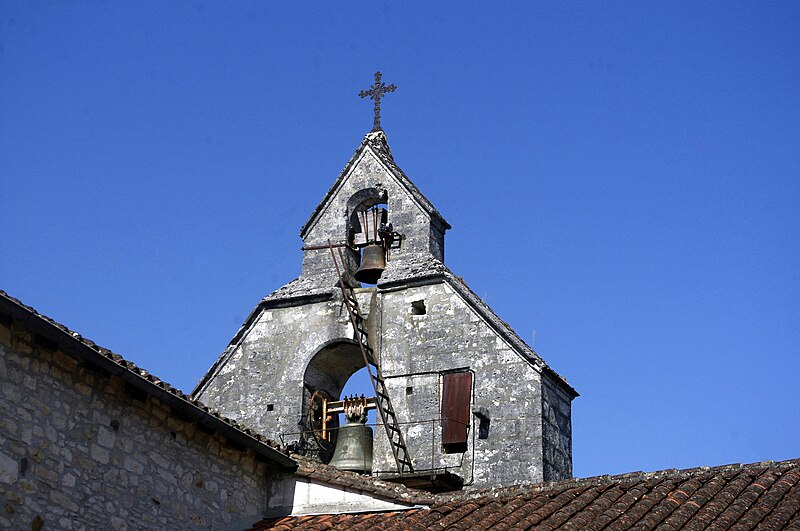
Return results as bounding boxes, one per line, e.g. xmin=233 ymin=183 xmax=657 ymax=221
xmin=354 ymin=243 xmax=386 ymax=284
xmin=328 ymin=401 xmax=373 ymax=473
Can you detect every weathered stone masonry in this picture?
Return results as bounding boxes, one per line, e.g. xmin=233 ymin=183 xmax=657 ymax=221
xmin=0 ymin=294 xmax=294 ymax=530
xmin=194 ymin=130 xmax=578 ymax=488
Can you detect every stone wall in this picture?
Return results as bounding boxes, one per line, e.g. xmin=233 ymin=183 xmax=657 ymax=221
xmin=0 ymin=320 xmax=272 ymax=530
xmin=195 ymin=297 xmax=354 ymax=446
xmin=299 ymin=141 xmax=445 ymax=289
xmin=195 ymin=130 xmax=576 ymax=490
xmin=541 ymin=375 xmax=573 ymax=481
xmin=377 ymin=281 xmax=547 ymax=487
xmin=197 ymin=279 xmax=567 ymax=489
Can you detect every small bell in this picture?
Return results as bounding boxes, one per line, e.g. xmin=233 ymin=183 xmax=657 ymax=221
xmin=354 ymin=243 xmax=386 ymax=284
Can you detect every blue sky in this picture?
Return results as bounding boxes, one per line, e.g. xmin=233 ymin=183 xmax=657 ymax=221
xmin=2 ymin=2 xmax=798 ymax=479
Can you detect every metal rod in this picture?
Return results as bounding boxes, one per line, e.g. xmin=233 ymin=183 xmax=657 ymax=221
xmin=361 ymin=210 xmax=369 ymax=245
xmin=322 ymin=398 xmax=328 ymax=441
xmin=302 ymin=243 xmax=353 ymax=251
xmin=431 ymin=418 xmax=435 ymax=473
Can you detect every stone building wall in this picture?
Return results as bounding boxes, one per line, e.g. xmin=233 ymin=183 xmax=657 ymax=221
xmin=0 ymin=320 xmax=271 ymax=530
xmin=541 ymin=375 xmax=573 ymax=481
xmin=195 ymin=130 xmax=577 ymax=490
xmin=298 ymin=133 xmax=448 ymax=291
xmin=196 ymin=297 xmax=349 ymax=444
xmin=376 ymin=281 xmax=547 ymax=487
xmin=196 ymin=280 xmax=563 ymax=488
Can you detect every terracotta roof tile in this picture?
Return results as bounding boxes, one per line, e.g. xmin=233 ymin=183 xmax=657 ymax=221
xmin=546 ymin=485 xmax=604 ymax=529
xmin=436 ymin=501 xmax=481 ymax=528
xmin=695 ymin=470 xmax=756 ymax=529
xmin=633 ymin=476 xmax=701 ymax=529
xmin=567 ymin=485 xmax=624 ymax=531
xmin=761 ymin=478 xmax=800 ymax=529
xmin=591 ymin=481 xmax=654 ymax=529
xmin=713 ymin=469 xmax=779 ymax=529
xmin=663 ymin=476 xmax=724 ymax=529
xmin=252 ymin=459 xmax=800 ymax=530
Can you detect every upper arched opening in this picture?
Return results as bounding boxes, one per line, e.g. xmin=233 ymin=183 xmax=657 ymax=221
xmin=347 ymin=187 xmax=388 ymax=245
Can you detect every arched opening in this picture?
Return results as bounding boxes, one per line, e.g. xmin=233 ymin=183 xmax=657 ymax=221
xmin=347 ymin=189 xmax=397 ymax=286
xmin=346 ymin=187 xmax=388 ymax=245
xmin=341 ymin=366 xmax=378 ymax=427
xmin=301 ymin=340 xmax=370 ymax=463
xmin=349 ymin=202 xmax=388 ymax=247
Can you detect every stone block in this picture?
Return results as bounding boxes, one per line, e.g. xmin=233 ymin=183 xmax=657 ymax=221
xmin=61 ymin=472 xmax=76 ymax=488
xmin=96 ymin=427 xmax=116 ymax=449
xmin=89 ymin=444 xmax=110 ymax=465
xmin=0 ymin=451 xmax=18 ymax=484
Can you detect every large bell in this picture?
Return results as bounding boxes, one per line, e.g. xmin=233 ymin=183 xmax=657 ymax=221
xmin=354 ymin=243 xmax=386 ymax=284
xmin=328 ymin=420 xmax=373 ymax=473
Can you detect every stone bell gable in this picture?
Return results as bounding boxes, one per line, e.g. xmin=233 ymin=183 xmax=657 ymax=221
xmin=193 ymin=130 xmax=577 ymax=489
xmin=296 ymin=130 xmax=451 ymax=290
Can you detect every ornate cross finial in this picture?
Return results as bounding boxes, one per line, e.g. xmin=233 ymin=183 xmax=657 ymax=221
xmin=359 ymin=71 xmax=397 ymax=132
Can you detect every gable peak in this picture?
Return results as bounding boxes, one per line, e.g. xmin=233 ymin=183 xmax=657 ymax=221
xmin=363 ymin=129 xmax=394 ymax=161
xmin=299 ymin=131 xmax=449 ymax=240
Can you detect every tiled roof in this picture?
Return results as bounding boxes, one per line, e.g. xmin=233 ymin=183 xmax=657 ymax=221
xmin=0 ymin=289 xmax=296 ymax=468
xmin=251 ymin=458 xmax=800 ymax=529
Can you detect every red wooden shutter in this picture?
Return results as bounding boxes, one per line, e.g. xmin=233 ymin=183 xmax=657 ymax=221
xmin=441 ymin=371 xmax=472 ymax=446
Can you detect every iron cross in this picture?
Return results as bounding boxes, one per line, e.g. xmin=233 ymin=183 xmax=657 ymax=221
xmin=359 ymin=71 xmax=397 ymax=132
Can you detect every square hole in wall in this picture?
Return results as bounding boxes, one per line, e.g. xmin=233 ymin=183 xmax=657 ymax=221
xmin=406 ymin=386 xmax=413 ymax=395
xmin=266 ymin=404 xmax=274 ymax=411
xmin=478 ymin=417 xmax=490 ymax=439
xmin=411 ymin=300 xmax=426 ymax=315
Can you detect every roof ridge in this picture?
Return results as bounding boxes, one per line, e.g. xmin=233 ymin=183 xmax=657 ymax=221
xmin=434 ymin=458 xmax=800 ymax=502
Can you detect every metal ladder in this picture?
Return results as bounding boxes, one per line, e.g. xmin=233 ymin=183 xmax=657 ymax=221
xmin=329 ymin=244 xmax=414 ymax=474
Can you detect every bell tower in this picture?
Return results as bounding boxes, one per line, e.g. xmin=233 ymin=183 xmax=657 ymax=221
xmin=297 ymin=128 xmax=449 ymax=291
xmin=193 ymin=74 xmax=577 ymax=489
